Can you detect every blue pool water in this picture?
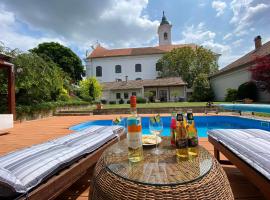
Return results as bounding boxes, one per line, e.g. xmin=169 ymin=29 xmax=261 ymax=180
xmin=70 ymin=116 xmax=270 ymax=138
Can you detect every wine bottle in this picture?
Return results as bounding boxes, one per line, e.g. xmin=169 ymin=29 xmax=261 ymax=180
xmin=175 ymin=113 xmax=189 ymax=160
xmin=127 ymin=96 xmax=143 ymax=162
xmin=186 ymin=110 xmax=199 ymax=158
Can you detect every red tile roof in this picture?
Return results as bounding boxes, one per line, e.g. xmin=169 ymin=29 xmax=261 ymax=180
xmin=211 ymin=41 xmax=270 ymax=78
xmin=102 ymin=77 xmax=187 ymax=90
xmin=88 ymin=44 xmax=197 ymax=59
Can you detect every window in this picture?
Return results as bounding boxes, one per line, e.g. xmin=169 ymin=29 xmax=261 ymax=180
xmin=136 ymin=78 xmax=142 ymax=80
xmin=115 ymin=65 xmax=121 ymax=73
xmin=96 ymin=66 xmax=102 ymax=77
xmin=124 ymin=93 xmax=129 ymax=99
xmin=116 ymin=93 xmax=121 ymax=99
xmin=135 ymin=64 xmax=142 ymax=72
xmin=132 ymin=92 xmax=136 ymax=96
xmin=164 ymin=32 xmax=168 ymax=40
xmin=155 ymin=63 xmax=160 ymax=71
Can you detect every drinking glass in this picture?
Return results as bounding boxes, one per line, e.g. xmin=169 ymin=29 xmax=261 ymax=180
xmin=149 ymin=117 xmax=163 ymax=155
xmin=112 ymin=117 xmax=126 ymax=154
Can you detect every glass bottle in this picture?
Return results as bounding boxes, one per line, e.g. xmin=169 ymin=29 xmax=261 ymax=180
xmin=175 ymin=113 xmax=189 ymax=160
xmin=127 ymin=96 xmax=143 ymax=162
xmin=170 ymin=112 xmax=177 ymax=147
xmin=186 ymin=110 xmax=199 ymax=158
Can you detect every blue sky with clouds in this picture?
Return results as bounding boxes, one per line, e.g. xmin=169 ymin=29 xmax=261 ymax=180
xmin=0 ymin=0 xmax=269 ymax=68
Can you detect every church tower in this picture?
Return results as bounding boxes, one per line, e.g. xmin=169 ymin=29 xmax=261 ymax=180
xmin=158 ymin=11 xmax=172 ymax=46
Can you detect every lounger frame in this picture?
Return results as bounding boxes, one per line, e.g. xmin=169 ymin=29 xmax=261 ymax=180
xmin=208 ymin=136 xmax=270 ymax=199
xmin=18 ymin=131 xmax=125 ymax=200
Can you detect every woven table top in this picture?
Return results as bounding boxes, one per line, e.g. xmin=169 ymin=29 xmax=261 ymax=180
xmin=103 ymin=137 xmax=213 ymax=186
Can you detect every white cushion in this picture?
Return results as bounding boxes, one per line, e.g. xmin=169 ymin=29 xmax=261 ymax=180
xmin=208 ymin=129 xmax=270 ymax=180
xmin=0 ymin=125 xmax=123 ymax=197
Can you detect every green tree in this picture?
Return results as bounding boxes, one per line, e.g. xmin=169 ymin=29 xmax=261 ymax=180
xmin=225 ymin=88 xmax=238 ymax=102
xmin=79 ymin=77 xmax=102 ymax=101
xmin=191 ymin=73 xmax=214 ymax=102
xmin=14 ymin=53 xmax=65 ymax=104
xmin=31 ymin=42 xmax=85 ymax=82
xmin=157 ymin=46 xmax=218 ymax=87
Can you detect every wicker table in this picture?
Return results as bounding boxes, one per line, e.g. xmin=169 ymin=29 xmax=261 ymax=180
xmin=90 ymin=138 xmax=233 ymax=200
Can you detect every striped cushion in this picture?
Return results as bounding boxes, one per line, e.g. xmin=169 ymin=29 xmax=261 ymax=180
xmin=0 ymin=125 xmax=123 ymax=197
xmin=208 ymin=129 xmax=270 ymax=180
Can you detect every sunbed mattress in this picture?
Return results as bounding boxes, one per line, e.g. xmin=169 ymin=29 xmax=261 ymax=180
xmin=219 ymin=104 xmax=270 ymax=113
xmin=0 ymin=125 xmax=123 ymax=198
xmin=208 ymin=129 xmax=270 ymax=180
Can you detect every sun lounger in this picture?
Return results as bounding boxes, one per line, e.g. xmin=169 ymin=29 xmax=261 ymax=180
xmin=208 ymin=129 xmax=270 ymax=199
xmin=219 ymin=103 xmax=270 ymax=114
xmin=0 ymin=125 xmax=124 ymax=200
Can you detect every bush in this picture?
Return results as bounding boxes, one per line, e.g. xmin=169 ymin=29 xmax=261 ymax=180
xmin=101 ymin=99 xmax=107 ymax=104
xmin=225 ymin=88 xmax=238 ymax=102
xmin=237 ymin=81 xmax=258 ymax=101
xmin=126 ymin=100 xmax=130 ymax=104
xmin=191 ymin=73 xmax=214 ymax=102
xmin=119 ymin=98 xmax=124 ymax=104
xmin=136 ymin=96 xmax=147 ymax=104
xmin=109 ymin=100 xmax=116 ymax=104
xmin=79 ymin=77 xmax=102 ymax=102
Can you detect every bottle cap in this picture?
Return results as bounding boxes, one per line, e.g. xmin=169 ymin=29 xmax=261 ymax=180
xmin=130 ymin=95 xmax=136 ymax=108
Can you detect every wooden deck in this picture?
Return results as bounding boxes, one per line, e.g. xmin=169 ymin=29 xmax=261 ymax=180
xmin=0 ymin=116 xmax=266 ymax=200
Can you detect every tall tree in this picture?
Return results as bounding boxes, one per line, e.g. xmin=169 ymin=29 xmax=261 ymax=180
xmin=14 ymin=53 xmax=65 ymax=104
xmin=157 ymin=46 xmax=218 ymax=87
xmin=31 ymin=42 xmax=85 ymax=82
xmin=250 ymin=55 xmax=270 ymax=93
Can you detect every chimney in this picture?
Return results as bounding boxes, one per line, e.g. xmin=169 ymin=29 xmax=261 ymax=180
xmin=125 ymin=76 xmax=128 ymax=82
xmin=254 ymin=35 xmax=262 ymax=50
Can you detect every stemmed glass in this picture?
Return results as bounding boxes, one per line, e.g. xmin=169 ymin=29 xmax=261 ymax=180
xmin=112 ymin=117 xmax=126 ymax=154
xmin=149 ymin=115 xmax=163 ymax=155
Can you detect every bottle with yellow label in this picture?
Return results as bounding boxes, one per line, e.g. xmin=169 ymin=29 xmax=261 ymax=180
xmin=175 ymin=113 xmax=189 ymax=160
xmin=186 ymin=110 xmax=199 ymax=158
xmin=127 ymin=96 xmax=143 ymax=162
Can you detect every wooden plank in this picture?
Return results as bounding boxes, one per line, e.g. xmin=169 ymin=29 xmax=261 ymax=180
xmin=208 ymin=136 xmax=270 ymax=199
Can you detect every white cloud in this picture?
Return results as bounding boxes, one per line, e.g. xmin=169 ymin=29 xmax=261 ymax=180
xmin=0 ymin=0 xmax=159 ymax=51
xmin=180 ymin=22 xmax=230 ymax=54
xmin=0 ymin=8 xmax=68 ymax=51
xmin=232 ymin=39 xmax=243 ymax=47
xmin=230 ymin=0 xmax=270 ymax=34
xmin=223 ymin=33 xmax=233 ymax=40
xmin=212 ymin=1 xmax=227 ymax=17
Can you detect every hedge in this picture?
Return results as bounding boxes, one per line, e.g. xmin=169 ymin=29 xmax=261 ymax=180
xmin=16 ymin=100 xmax=91 ymax=119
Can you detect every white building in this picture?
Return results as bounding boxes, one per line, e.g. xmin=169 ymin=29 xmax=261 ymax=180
xmin=85 ymin=12 xmax=196 ymax=83
xmin=210 ymin=36 xmax=270 ymax=102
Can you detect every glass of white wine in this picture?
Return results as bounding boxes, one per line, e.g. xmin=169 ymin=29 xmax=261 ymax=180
xmin=149 ymin=115 xmax=163 ymax=155
xmin=112 ymin=117 xmax=126 ymax=154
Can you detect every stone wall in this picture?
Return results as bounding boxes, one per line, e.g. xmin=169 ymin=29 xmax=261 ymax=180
xmin=93 ymin=106 xmax=220 ymax=115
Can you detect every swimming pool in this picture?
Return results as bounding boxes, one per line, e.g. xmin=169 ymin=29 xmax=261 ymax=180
xmin=70 ymin=116 xmax=270 ymax=138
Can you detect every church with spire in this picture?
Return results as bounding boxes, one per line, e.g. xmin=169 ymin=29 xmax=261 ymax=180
xmin=85 ymin=12 xmax=196 ymax=102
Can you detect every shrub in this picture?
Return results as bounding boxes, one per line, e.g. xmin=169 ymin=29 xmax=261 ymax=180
xmin=109 ymin=100 xmax=116 ymax=104
xmin=191 ymin=73 xmax=215 ymax=102
xmin=119 ymin=98 xmax=124 ymax=104
xmin=101 ymin=99 xmax=107 ymax=104
xmin=225 ymin=88 xmax=238 ymax=102
xmin=79 ymin=77 xmax=102 ymax=102
xmin=126 ymin=100 xmax=130 ymax=104
xmin=237 ymin=81 xmax=258 ymax=101
xmin=57 ymin=88 xmax=70 ymax=101
xmin=136 ymin=96 xmax=147 ymax=104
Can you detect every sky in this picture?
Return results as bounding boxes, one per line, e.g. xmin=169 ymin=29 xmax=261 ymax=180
xmin=0 ymin=0 xmax=269 ymax=68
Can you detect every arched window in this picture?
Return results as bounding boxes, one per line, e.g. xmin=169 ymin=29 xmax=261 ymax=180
xmin=135 ymin=64 xmax=142 ymax=72
xmin=115 ymin=65 xmax=121 ymax=73
xmin=136 ymin=78 xmax=142 ymax=80
xmin=164 ymin=32 xmax=168 ymax=40
xmin=96 ymin=66 xmax=102 ymax=77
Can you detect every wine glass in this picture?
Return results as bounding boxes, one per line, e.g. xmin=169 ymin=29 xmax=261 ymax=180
xmin=112 ymin=117 xmax=126 ymax=154
xmin=149 ymin=116 xmax=163 ymax=155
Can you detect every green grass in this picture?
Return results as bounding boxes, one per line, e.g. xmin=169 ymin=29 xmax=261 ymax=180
xmin=77 ymin=102 xmax=226 ymax=111
xmin=254 ymin=112 xmax=270 ymax=118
